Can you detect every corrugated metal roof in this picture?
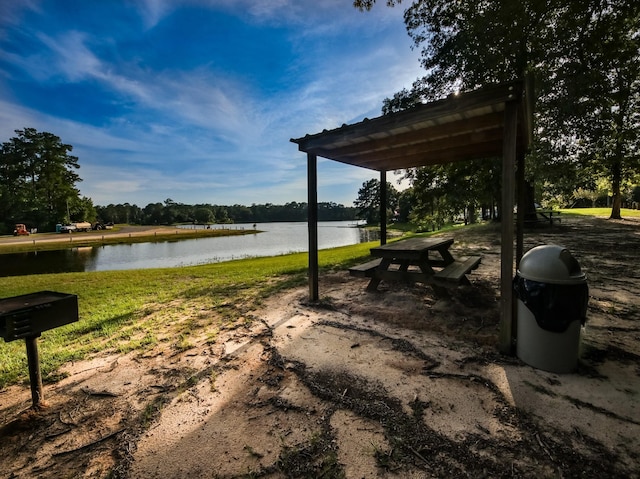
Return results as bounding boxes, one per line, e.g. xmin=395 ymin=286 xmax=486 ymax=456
xmin=291 ymin=81 xmax=531 ymax=171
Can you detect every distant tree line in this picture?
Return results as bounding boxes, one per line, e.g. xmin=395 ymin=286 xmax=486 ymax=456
xmin=95 ymin=199 xmax=357 ymax=226
xmin=0 ymin=129 xmax=357 ymax=234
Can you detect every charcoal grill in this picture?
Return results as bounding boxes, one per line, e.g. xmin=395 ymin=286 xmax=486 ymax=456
xmin=0 ymin=291 xmax=79 ymax=408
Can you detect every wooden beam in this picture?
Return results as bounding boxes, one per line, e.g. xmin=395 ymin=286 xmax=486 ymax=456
xmin=307 ymin=153 xmax=319 ymax=301
xmin=499 ymin=101 xmax=518 ymax=355
xmin=334 ymin=127 xmax=505 ymax=165
xmin=333 ymin=139 xmax=507 ymax=171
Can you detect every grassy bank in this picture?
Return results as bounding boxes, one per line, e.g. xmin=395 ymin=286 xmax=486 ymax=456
xmin=0 ymin=241 xmax=376 ymax=388
xmin=0 ymin=225 xmax=258 ymax=254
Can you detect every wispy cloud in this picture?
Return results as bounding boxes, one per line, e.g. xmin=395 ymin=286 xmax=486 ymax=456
xmin=1 ymin=1 xmax=420 ymax=207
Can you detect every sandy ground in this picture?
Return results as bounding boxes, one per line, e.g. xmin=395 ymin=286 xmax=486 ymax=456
xmin=1 ymin=216 xmax=639 ymax=478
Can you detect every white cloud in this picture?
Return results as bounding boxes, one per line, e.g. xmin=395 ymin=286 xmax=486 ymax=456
xmin=35 ymin=31 xmax=102 ymax=81
xmin=0 ymin=1 xmax=42 ymax=29
xmin=1 ymin=0 xmax=422 ymax=207
xmin=135 ymin=0 xmax=177 ymax=29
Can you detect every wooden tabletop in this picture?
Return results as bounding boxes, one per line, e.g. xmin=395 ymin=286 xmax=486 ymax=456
xmin=370 ymin=237 xmax=453 ymax=255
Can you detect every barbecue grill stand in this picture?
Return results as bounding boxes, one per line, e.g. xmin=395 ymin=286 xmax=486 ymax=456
xmin=0 ymin=291 xmax=79 ymax=408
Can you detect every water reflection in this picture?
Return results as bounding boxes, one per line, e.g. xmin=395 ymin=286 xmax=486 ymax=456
xmin=1 ymin=221 xmax=378 ymax=277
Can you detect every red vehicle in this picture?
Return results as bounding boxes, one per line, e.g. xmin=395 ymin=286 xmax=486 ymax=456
xmin=13 ymin=224 xmax=30 ymax=236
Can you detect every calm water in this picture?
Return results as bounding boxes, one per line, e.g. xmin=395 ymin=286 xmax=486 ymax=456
xmin=1 ymin=221 xmax=377 ymax=277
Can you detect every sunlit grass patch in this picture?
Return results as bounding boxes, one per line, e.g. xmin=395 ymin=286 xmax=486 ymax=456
xmin=559 ymin=207 xmax=640 ymax=218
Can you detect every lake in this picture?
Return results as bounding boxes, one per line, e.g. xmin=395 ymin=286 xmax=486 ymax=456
xmin=1 ymin=221 xmax=378 ymax=277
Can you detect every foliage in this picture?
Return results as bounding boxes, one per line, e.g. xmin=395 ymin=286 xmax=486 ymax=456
xmin=356 ymin=0 xmax=640 ymax=221
xmin=0 ymin=130 xmax=358 ymax=232
xmin=95 ymin=201 xmax=358 ymax=226
xmin=353 ymin=178 xmax=400 ymax=225
xmin=546 ymin=1 xmax=640 ymax=218
xmin=0 ymin=128 xmax=85 ymax=233
xmin=402 ymin=158 xmax=502 ymax=228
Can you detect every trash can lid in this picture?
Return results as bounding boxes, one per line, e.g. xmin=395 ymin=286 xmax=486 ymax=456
xmin=517 ymin=244 xmax=586 ymax=284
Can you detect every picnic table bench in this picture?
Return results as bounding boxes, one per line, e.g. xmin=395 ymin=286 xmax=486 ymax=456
xmin=349 ymin=237 xmax=481 ymax=293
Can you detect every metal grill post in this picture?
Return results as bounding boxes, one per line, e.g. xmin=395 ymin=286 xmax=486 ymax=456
xmin=25 ymin=335 xmax=44 ymax=407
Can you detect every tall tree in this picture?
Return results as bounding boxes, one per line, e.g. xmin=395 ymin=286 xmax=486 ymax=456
xmin=0 ymin=128 xmax=83 ymax=231
xmin=354 ymin=178 xmax=399 ymax=225
xmin=355 ymin=0 xmax=640 ymax=219
xmin=547 ymin=1 xmax=640 ymax=218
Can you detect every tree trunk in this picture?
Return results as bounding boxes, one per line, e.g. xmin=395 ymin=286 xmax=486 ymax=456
xmin=609 ymin=64 xmax=627 ymax=221
xmin=521 ymin=181 xmax=538 ymax=223
xmin=609 ymin=158 xmax=622 ymax=219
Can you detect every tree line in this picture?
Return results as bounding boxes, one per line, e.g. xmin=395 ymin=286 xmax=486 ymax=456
xmin=3 ymin=1 xmax=639 ymax=233
xmin=95 ymin=200 xmax=357 ymax=227
xmin=0 ymin=129 xmax=356 ymax=234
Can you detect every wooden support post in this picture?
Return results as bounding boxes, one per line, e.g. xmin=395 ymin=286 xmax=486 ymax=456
xmin=516 ymin=151 xmax=525 ymax=265
xmin=380 ymin=170 xmax=387 ymax=245
xmin=307 ymin=153 xmax=319 ymax=301
xmin=499 ymin=101 xmax=518 ymax=355
xmin=25 ymin=336 xmax=44 ymax=408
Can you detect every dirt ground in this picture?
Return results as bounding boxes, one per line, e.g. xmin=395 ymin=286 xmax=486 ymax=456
xmin=1 ymin=215 xmax=639 ymax=478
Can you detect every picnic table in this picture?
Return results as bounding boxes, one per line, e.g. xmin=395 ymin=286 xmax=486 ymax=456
xmin=349 ymin=237 xmax=481 ymax=293
xmin=536 ymin=209 xmax=561 ymax=225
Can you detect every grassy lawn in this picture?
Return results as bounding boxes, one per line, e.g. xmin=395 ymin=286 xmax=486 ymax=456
xmin=559 ymin=207 xmax=640 ymax=218
xmin=0 ymin=241 xmax=376 ymax=389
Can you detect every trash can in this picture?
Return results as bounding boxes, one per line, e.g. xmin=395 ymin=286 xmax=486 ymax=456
xmin=513 ymin=245 xmax=588 ymax=373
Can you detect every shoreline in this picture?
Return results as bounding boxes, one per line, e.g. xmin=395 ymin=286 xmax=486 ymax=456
xmin=0 ymin=225 xmax=259 ymax=254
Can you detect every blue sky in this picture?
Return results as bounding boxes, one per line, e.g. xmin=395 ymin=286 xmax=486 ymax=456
xmin=0 ymin=1 xmax=422 ymax=207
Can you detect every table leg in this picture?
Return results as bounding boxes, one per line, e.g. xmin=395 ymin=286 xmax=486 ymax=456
xmin=416 ymin=261 xmax=449 ymax=297
xmin=437 ymin=248 xmax=455 ymax=265
xmin=366 ymin=258 xmax=391 ymax=292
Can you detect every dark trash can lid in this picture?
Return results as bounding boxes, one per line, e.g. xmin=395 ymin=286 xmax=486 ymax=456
xmin=517 ymin=245 xmax=586 ymax=285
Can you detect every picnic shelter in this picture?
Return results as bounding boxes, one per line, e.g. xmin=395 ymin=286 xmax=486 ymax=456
xmin=291 ymin=80 xmax=533 ymax=353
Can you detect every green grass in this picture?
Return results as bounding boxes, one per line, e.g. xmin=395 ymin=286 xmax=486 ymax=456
xmin=0 ymin=241 xmax=377 ymax=389
xmin=559 ymin=207 xmax=640 ymax=218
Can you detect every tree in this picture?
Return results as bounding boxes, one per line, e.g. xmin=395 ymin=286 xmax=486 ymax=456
xmin=356 ymin=0 xmax=640 ymax=219
xmin=194 ymin=207 xmax=215 ymax=224
xmin=0 ymin=128 xmax=84 ymax=231
xmin=354 ymin=178 xmax=399 ymax=225
xmin=549 ymin=2 xmax=640 ymax=218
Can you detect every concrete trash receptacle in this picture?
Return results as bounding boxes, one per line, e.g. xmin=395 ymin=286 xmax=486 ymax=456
xmin=513 ymin=245 xmax=588 ymax=373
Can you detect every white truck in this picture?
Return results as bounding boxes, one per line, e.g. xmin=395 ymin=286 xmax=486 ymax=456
xmin=60 ymin=222 xmax=92 ymax=233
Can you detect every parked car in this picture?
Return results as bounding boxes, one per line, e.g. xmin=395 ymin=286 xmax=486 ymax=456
xmin=59 ymin=224 xmax=76 ymax=233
